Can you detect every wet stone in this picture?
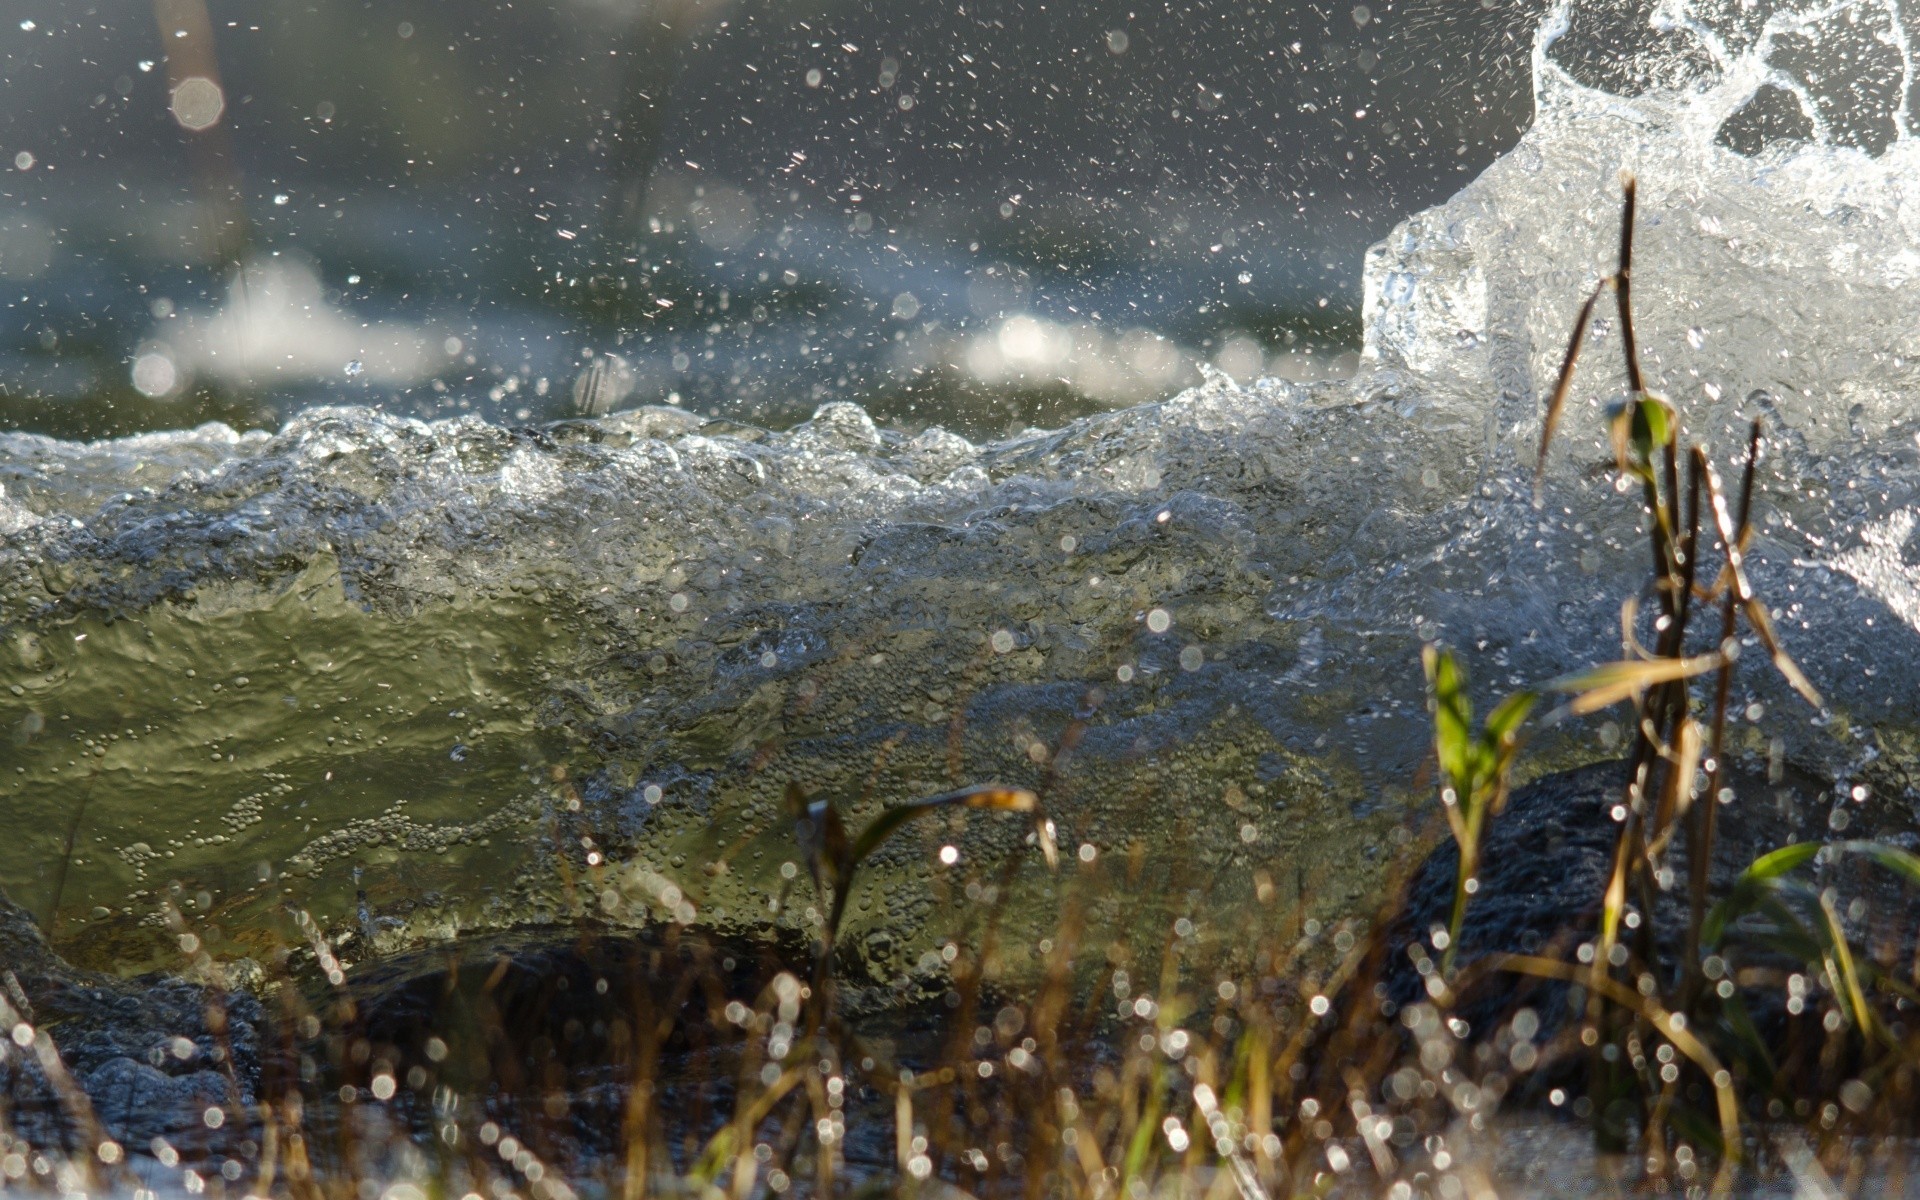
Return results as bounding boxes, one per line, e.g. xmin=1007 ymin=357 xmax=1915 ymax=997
xmin=0 ymin=888 xmax=262 ymax=1159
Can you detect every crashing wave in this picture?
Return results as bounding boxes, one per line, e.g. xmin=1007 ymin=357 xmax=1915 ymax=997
xmin=6 ymin=0 xmax=1920 ymax=978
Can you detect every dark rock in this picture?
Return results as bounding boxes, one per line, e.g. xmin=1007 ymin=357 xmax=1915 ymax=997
xmin=1377 ymin=757 xmax=1833 ymax=1043
xmin=0 ymin=888 xmax=262 ymax=1158
xmin=1379 ymin=761 xmax=1625 ymax=1038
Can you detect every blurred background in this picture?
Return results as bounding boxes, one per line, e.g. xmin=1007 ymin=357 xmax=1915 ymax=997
xmin=0 ymin=0 xmax=1548 ymax=441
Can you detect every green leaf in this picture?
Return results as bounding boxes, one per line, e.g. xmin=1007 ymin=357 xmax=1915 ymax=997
xmin=1633 ymin=395 xmax=1675 ymax=459
xmin=847 ymin=785 xmax=1038 ymax=869
xmin=1701 ymin=842 xmax=1819 ymax=949
xmin=1482 ymin=691 xmax=1537 ymax=746
xmin=1423 ymin=644 xmax=1474 ymax=790
xmin=1834 ymin=840 xmax=1920 ymax=888
xmin=1739 ymin=841 xmax=1822 ymax=883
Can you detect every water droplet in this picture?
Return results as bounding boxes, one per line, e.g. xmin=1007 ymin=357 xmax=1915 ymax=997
xmin=344 ymin=359 xmax=363 ymax=378
xmin=1237 ymin=271 xmax=1253 ymax=284
xmin=273 ymin=193 xmax=290 ymax=206
xmin=19 ymin=20 xmax=35 ymax=31
xmin=1687 ymin=326 xmax=1706 ymax=350
xmin=169 ymin=77 xmax=225 ymax=131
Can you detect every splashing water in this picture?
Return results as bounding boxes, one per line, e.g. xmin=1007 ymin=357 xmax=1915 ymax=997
xmin=6 ymin=0 xmax=1920 ymax=979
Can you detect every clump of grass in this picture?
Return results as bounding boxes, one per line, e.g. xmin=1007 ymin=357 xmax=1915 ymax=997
xmin=1427 ymin=172 xmax=1920 ymax=1191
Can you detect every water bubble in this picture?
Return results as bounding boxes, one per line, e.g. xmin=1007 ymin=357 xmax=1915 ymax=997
xmin=11 ymin=152 xmax=31 ymax=171
xmin=1237 ymin=271 xmax=1253 ymax=284
xmin=18 ymin=20 xmax=33 ymax=32
xmin=1146 ymin=608 xmax=1172 ymax=633
xmin=571 ymin=353 xmax=635 ymax=415
xmin=1687 ymin=326 xmax=1706 ymax=350
xmin=169 ymin=76 xmax=225 ymax=131
xmin=344 ymin=359 xmax=364 ymax=378
xmin=273 ymin=193 xmax=290 ymax=206
xmin=1105 ymin=30 xmax=1129 ymax=54
xmin=131 ymin=349 xmax=180 ymax=398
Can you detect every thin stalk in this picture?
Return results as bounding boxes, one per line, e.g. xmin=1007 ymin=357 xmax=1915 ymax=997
xmin=1616 ymin=174 xmax=1644 ymax=395
xmin=1687 ymin=423 xmax=1761 ymax=983
xmin=43 ymin=756 xmax=104 ymax=944
xmin=1650 ymin=455 xmax=1705 ymax=846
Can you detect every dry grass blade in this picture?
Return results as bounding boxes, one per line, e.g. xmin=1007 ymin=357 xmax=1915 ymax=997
xmin=688 ymin=1066 xmax=805 ymax=1188
xmin=1815 ymin=890 xmax=1880 ymax=1045
xmin=1500 ymin=953 xmax=1740 ymax=1191
xmin=1548 ymin=654 xmax=1724 ymax=716
xmin=1739 ymin=597 xmax=1821 ymax=708
xmin=849 ymin=785 xmax=1038 ymax=867
xmin=1646 ymin=716 xmax=1702 ymax=861
xmin=1535 ymin=277 xmax=1614 ymax=503
xmin=1696 ymin=452 xmax=1823 ymax=707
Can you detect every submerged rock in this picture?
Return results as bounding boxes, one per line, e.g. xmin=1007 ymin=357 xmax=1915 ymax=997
xmin=0 ymin=888 xmax=262 ymax=1158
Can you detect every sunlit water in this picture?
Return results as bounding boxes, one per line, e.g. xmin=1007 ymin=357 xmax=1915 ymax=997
xmin=6 ymin=17 xmax=1920 ymax=1196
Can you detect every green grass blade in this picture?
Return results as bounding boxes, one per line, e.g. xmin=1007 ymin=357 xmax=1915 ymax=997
xmin=1740 ymin=842 xmax=1822 ymax=883
xmin=1482 ymin=691 xmax=1537 ymax=745
xmin=1423 ymin=644 xmax=1474 ymax=789
xmin=1836 ymin=840 xmax=1920 ymax=888
xmin=1701 ymin=842 xmax=1820 ymax=948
